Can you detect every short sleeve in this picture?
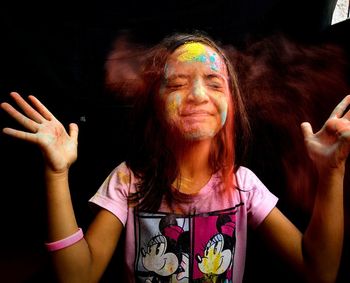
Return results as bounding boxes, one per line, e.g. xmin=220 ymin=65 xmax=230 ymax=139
xmin=236 ymin=167 xmax=278 ymax=229
xmin=88 ymin=162 xmax=134 ymax=226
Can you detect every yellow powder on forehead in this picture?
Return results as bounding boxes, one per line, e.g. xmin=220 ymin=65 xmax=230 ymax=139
xmin=177 ymin=42 xmax=207 ymax=62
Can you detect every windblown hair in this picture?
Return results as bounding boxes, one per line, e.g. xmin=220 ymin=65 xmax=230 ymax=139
xmin=110 ymin=32 xmax=251 ymax=211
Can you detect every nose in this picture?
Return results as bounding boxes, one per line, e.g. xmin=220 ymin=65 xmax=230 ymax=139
xmin=195 ymin=254 xmax=203 ymax=263
xmin=187 ymin=79 xmax=209 ymax=104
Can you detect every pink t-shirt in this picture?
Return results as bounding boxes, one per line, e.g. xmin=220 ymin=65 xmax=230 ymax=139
xmin=89 ymin=162 xmax=278 ymax=283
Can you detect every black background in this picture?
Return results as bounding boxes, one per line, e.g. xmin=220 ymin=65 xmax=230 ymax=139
xmin=0 ymin=0 xmax=350 ymax=282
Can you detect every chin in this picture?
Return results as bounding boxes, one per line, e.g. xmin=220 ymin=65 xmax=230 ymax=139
xmin=183 ymin=130 xmax=217 ymax=141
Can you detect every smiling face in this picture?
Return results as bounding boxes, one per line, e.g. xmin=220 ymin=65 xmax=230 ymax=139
xmin=158 ymin=42 xmax=230 ymax=141
xmin=196 ymin=233 xmax=232 ymax=275
xmin=141 ymin=235 xmax=179 ymax=276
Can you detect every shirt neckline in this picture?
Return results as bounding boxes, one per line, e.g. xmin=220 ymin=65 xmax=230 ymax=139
xmin=170 ymin=171 xmax=220 ymax=202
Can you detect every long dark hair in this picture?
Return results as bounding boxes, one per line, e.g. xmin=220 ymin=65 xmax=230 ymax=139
xmin=122 ymin=32 xmax=251 ymax=211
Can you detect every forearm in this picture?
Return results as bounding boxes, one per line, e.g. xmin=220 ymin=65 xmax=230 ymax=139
xmin=45 ymin=168 xmax=93 ymax=283
xmin=302 ymin=166 xmax=344 ymax=283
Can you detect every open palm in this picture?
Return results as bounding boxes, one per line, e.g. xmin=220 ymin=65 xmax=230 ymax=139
xmin=301 ymin=95 xmax=350 ymax=170
xmin=1 ymin=92 xmax=78 ymax=173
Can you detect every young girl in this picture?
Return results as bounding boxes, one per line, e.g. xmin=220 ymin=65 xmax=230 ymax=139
xmin=1 ymin=33 xmax=349 ymax=283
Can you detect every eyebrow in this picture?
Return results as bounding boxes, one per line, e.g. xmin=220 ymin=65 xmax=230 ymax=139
xmin=165 ymin=73 xmax=228 ymax=81
xmin=165 ymin=74 xmax=190 ymax=81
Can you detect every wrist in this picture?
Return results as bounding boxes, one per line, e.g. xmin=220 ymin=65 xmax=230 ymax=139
xmin=45 ymin=166 xmax=69 ymax=180
xmin=316 ymin=162 xmax=346 ymax=177
xmin=315 ymin=164 xmax=345 ymax=198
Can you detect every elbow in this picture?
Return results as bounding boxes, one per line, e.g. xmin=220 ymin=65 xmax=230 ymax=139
xmin=303 ymin=265 xmax=339 ymax=283
xmin=306 ymin=276 xmax=337 ymax=283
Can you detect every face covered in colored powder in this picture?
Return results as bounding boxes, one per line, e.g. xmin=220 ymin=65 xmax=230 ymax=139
xmin=159 ymin=42 xmax=230 ymax=141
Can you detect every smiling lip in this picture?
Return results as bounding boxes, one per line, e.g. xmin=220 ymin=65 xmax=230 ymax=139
xmin=158 ymin=259 xmax=167 ymax=271
xmin=181 ymin=110 xmax=212 ymax=116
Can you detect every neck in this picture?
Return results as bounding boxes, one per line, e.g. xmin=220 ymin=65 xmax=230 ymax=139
xmin=173 ymin=138 xmax=213 ymax=193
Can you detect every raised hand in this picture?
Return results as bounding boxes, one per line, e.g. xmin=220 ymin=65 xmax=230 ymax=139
xmin=1 ymin=92 xmax=78 ymax=173
xmin=301 ymin=95 xmax=350 ymax=171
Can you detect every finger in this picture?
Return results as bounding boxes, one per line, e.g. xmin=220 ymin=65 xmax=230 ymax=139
xmin=27 ymin=95 xmax=54 ymax=121
xmin=2 ymin=127 xmax=38 ymax=143
xmin=69 ymin=123 xmax=79 ymax=143
xmin=300 ymin=122 xmax=313 ymax=139
xmin=1 ymin=102 xmax=38 ymax=132
xmin=342 ymin=95 xmax=350 ymax=120
xmin=329 ymin=95 xmax=350 ymax=119
xmin=9 ymin=92 xmax=44 ymax=123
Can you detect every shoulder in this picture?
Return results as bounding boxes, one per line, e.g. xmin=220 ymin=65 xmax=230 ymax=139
xmin=89 ymin=162 xmax=134 ymax=226
xmin=107 ymin=161 xmax=135 ymax=184
xmin=234 ymin=166 xmax=278 ymax=209
xmin=97 ymin=161 xmax=136 ymax=195
xmin=235 ymin=166 xmax=266 ymax=191
xmin=235 ymin=166 xmax=279 ymax=228
xmin=112 ymin=161 xmax=132 ymax=174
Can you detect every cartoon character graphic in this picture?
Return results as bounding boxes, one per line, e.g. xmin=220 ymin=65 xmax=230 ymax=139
xmin=195 ymin=214 xmax=236 ymax=283
xmin=136 ymin=207 xmax=239 ymax=282
xmin=140 ymin=214 xmax=189 ymax=282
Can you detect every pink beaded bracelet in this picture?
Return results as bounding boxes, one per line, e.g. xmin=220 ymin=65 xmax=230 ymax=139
xmin=45 ymin=228 xmax=84 ymax=252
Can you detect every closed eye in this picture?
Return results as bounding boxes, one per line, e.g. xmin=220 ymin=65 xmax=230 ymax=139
xmin=167 ymin=83 xmax=186 ymax=89
xmin=165 ymin=75 xmax=189 ymax=90
xmin=205 ymin=74 xmax=226 ymax=90
xmin=207 ymin=83 xmax=223 ymax=90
